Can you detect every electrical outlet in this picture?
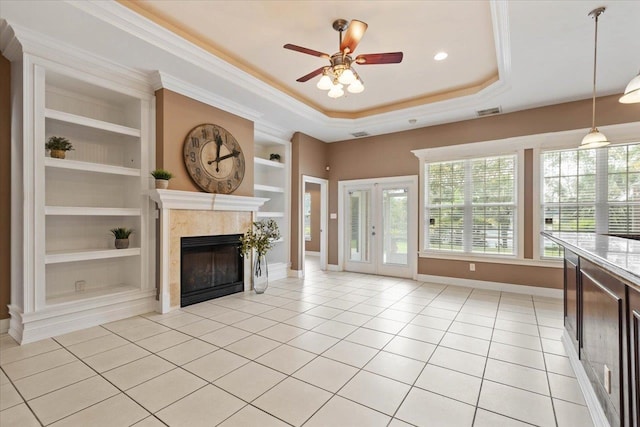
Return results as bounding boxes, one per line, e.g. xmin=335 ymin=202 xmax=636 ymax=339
xmin=604 ymin=365 xmax=611 ymax=393
xmin=75 ymin=280 xmax=86 ymax=292
xmin=469 ymin=263 xmax=476 ymax=272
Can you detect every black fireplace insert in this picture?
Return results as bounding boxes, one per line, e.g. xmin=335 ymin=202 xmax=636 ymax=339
xmin=180 ymin=234 xmax=244 ymax=306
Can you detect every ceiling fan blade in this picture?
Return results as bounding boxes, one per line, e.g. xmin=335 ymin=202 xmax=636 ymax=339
xmin=284 ymin=44 xmax=330 ymax=59
xmin=340 ymin=20 xmax=368 ymax=53
xmin=296 ymin=67 xmax=326 ymax=82
xmin=355 ymin=52 xmax=404 ymax=65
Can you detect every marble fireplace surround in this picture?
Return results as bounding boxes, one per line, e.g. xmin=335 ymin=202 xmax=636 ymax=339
xmin=149 ymin=189 xmax=267 ymax=313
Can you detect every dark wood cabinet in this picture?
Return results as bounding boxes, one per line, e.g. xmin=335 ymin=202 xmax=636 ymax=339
xmin=628 ymin=288 xmax=640 ymax=427
xmin=561 ymin=250 xmax=639 ymax=427
xmin=580 ymin=258 xmax=628 ymax=427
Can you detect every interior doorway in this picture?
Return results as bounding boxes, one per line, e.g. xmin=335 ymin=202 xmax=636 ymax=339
xmin=301 ymin=175 xmax=328 ymax=276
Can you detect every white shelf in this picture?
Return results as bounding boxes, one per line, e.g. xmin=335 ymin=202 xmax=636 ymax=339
xmin=254 ymin=184 xmax=285 ymax=193
xmin=254 ymin=157 xmax=285 ymax=169
xmin=45 ymin=206 xmax=141 ymax=216
xmin=45 ymin=157 xmax=140 ymax=176
xmin=45 ymin=248 xmax=141 ymax=264
xmin=256 ymin=211 xmax=284 ymax=218
xmin=45 ymin=108 xmax=141 ymax=137
xmin=46 ymin=284 xmax=139 ymax=306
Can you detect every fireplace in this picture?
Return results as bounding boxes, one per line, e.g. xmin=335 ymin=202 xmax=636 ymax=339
xmin=180 ymin=234 xmax=244 ymax=306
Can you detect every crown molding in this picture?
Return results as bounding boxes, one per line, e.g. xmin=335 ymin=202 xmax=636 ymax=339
xmin=69 ymin=0 xmax=511 ymax=140
xmin=254 ymin=122 xmax=293 ymax=144
xmin=69 ymin=1 xmax=327 ymax=123
xmin=152 ymin=71 xmax=263 ymax=122
xmin=0 ymin=20 xmax=153 ymax=98
xmin=0 ymin=20 xmax=22 ymax=61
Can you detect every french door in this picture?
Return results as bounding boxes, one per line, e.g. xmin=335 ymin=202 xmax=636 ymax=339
xmin=340 ymin=176 xmax=417 ymax=278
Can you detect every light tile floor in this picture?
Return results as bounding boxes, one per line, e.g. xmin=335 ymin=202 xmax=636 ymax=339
xmin=0 ymin=271 xmax=593 ymax=427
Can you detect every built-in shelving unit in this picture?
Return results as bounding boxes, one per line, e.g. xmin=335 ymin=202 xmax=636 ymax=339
xmin=8 ymin=47 xmax=156 ymax=343
xmin=253 ymin=130 xmax=292 ymax=280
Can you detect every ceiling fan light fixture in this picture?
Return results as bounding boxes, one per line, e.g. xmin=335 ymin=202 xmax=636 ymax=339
xmin=316 ymin=73 xmax=333 ymax=90
xmin=348 ymin=79 xmax=364 ymax=94
xmin=285 ymin=18 xmax=403 ymax=99
xmin=619 ymin=71 xmax=640 ymax=104
xmin=338 ymin=68 xmax=356 ymax=85
xmin=328 ymin=83 xmax=344 ymax=98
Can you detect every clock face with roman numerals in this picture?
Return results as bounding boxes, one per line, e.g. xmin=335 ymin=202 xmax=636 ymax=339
xmin=183 ymin=123 xmax=245 ymax=194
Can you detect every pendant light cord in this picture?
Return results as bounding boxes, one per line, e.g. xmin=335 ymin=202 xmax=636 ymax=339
xmin=591 ymin=11 xmax=599 ymax=130
xmin=589 ymin=7 xmax=605 ymax=131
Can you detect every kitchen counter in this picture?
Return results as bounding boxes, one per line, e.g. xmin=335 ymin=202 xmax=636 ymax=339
xmin=542 ymin=231 xmax=640 ymax=289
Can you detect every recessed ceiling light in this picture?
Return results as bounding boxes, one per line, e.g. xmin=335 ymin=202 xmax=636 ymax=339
xmin=434 ymin=52 xmax=448 ymax=61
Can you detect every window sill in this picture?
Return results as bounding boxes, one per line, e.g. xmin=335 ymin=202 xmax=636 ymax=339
xmin=418 ymin=251 xmax=563 ymax=268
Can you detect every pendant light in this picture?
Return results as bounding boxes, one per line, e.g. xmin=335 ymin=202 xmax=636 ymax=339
xmin=620 ymin=70 xmax=640 ymax=104
xmin=580 ymin=7 xmax=610 ymax=149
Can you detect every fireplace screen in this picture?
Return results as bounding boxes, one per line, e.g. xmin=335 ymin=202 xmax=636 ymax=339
xmin=181 ymin=234 xmax=244 ymax=306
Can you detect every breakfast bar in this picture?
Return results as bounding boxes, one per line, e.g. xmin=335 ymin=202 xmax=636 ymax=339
xmin=542 ymin=232 xmax=640 ymax=427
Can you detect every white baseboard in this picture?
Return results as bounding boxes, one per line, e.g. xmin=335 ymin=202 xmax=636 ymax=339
xmin=305 ymin=251 xmax=320 ymax=256
xmin=562 ymin=331 xmax=610 ymax=427
xmin=288 ymin=269 xmax=303 ymax=278
xmin=0 ymin=318 xmax=9 ymax=334
xmin=415 ymin=274 xmax=562 ymax=299
xmin=327 ymin=264 xmax=341 ymax=272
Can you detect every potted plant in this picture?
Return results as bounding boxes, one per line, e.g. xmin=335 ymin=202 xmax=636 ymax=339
xmin=240 ymin=219 xmax=280 ymax=294
xmin=45 ymin=136 xmax=73 ymax=159
xmin=269 ymin=153 xmax=281 ymax=162
xmin=151 ymin=169 xmax=173 ymax=189
xmin=110 ymin=227 xmax=133 ymax=249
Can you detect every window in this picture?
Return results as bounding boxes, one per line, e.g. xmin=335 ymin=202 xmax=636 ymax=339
xmin=541 ymin=142 xmax=640 ymax=257
xmin=425 ymin=154 xmax=517 ymax=256
xmin=304 ymin=192 xmax=311 ymax=241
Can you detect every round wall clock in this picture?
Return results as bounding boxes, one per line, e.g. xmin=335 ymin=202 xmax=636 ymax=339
xmin=183 ymin=123 xmax=245 ymax=194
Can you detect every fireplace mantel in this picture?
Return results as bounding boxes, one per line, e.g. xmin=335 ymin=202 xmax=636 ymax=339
xmin=149 ymin=189 xmax=268 ymax=211
xmin=149 ymin=189 xmax=266 ymax=313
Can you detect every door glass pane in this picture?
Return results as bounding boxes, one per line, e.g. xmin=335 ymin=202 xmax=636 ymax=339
xmin=348 ymin=190 xmax=370 ymax=262
xmin=382 ymin=188 xmax=408 ymax=266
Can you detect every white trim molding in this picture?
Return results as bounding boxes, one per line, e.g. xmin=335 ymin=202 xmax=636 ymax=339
xmin=416 ymin=274 xmax=563 ymax=299
xmin=149 ymin=189 xmax=267 ymax=212
xmin=0 ymin=318 xmax=9 ymax=334
xmin=562 ymin=331 xmax=610 ymax=427
xmin=152 ymin=71 xmax=263 ymax=123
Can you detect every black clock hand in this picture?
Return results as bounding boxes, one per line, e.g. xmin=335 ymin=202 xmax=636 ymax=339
xmin=215 ymin=136 xmax=222 ymax=172
xmin=207 ymin=149 xmax=239 ymax=166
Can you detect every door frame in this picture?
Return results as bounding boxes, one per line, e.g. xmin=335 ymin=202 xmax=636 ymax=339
xmin=338 ymin=175 xmax=418 ymax=278
xmin=301 ymin=175 xmax=328 ymax=276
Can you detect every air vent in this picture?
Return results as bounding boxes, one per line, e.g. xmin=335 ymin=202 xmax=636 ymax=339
xmin=351 ymin=131 xmax=370 ymax=138
xmin=476 ymin=106 xmax=502 ymax=117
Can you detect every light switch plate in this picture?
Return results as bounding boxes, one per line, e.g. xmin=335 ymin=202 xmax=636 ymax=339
xmin=330 ymin=213 xmax=337 ymax=219
xmin=604 ymin=364 xmax=611 ymax=393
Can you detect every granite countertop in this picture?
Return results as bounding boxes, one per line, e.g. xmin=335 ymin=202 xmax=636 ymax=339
xmin=542 ymin=232 xmax=640 ymax=288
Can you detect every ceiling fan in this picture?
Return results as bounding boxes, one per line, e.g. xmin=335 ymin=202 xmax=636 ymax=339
xmin=284 ymin=18 xmax=403 ymax=98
